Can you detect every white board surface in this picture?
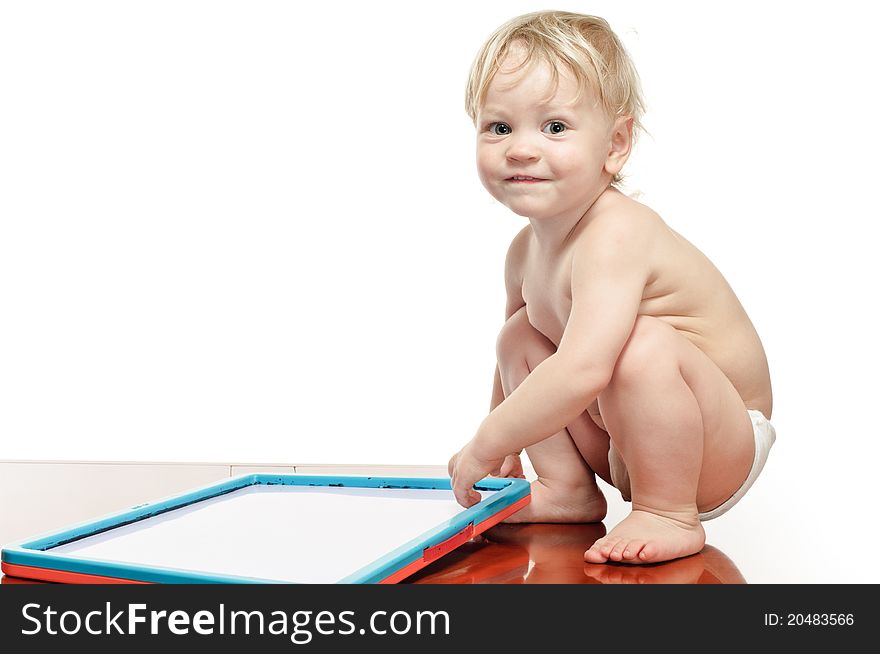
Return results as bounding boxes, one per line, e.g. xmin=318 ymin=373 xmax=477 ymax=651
xmin=50 ymin=484 xmax=498 ymax=582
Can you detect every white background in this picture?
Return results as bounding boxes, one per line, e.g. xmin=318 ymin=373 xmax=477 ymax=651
xmin=2 ymin=1 xmax=879 ymax=581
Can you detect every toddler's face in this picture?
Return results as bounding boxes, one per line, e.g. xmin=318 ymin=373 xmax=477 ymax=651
xmin=476 ymin=50 xmax=620 ymax=222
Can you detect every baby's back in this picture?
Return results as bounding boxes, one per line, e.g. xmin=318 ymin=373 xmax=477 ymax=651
xmin=638 ymin=217 xmax=772 ymax=416
xmin=520 ymin=191 xmax=773 ymax=417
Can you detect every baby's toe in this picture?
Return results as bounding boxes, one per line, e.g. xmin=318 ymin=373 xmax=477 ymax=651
xmin=622 ymin=540 xmax=646 ymax=561
xmin=583 ymin=550 xmax=605 ymax=564
xmin=584 ymin=537 xmax=614 ymax=563
xmin=599 ymin=536 xmax=622 ymax=557
xmin=608 ymin=539 xmax=629 ymax=561
xmin=638 ymin=541 xmax=659 ymax=562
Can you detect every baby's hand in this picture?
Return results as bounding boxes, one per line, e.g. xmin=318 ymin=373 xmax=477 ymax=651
xmin=447 ymin=440 xmax=504 ymax=508
xmin=491 ymin=452 xmax=526 ymax=479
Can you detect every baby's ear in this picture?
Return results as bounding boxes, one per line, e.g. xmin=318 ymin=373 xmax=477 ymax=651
xmin=605 ymin=115 xmax=634 ymax=177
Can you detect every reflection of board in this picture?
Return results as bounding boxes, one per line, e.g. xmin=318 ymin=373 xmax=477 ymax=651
xmin=1 ymin=474 xmax=530 ymax=584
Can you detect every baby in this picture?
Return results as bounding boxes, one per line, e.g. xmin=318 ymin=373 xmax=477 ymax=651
xmin=448 ymin=11 xmax=775 ymax=564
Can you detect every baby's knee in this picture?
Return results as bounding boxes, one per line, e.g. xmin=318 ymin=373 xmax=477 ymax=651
xmin=495 ymin=306 xmax=553 ymax=363
xmin=611 ymin=316 xmax=679 ymax=385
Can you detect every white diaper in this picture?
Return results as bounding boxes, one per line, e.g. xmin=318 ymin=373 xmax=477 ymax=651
xmin=608 ymin=409 xmax=776 ymax=521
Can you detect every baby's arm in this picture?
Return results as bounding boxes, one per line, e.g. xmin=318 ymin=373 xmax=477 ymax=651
xmin=450 ymin=215 xmax=652 ymax=506
xmin=490 ymin=229 xmax=528 ymax=478
xmin=480 ymin=217 xmax=651 ymax=452
xmin=448 ymin=230 xmax=527 ymax=501
xmin=489 ymin=365 xmax=524 ymax=478
xmin=488 ymin=227 xmax=527 ymax=415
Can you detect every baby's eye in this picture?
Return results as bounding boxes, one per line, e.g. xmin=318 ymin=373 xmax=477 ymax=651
xmin=542 ymin=121 xmax=567 ymax=135
xmin=488 ymin=122 xmax=512 ymax=136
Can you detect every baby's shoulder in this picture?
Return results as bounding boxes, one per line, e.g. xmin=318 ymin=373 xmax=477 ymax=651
xmin=588 ymin=191 xmax=664 ymax=232
xmin=577 ymin=192 xmax=667 ymax=253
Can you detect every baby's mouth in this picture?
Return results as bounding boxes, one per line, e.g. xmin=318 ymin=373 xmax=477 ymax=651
xmin=506 ymin=176 xmax=547 ymax=183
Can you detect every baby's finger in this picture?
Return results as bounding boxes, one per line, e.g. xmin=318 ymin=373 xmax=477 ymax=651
xmin=452 ymin=486 xmax=470 ymax=508
xmin=451 ymin=477 xmax=480 ymax=508
xmin=456 ymin=487 xmax=481 ymax=508
xmin=499 ymin=454 xmax=524 ymax=478
xmin=447 ymin=453 xmax=458 ymax=478
xmin=498 ymin=458 xmax=515 ymax=477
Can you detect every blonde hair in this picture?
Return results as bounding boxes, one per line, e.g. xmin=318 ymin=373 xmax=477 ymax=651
xmin=465 ymin=11 xmax=646 ymax=186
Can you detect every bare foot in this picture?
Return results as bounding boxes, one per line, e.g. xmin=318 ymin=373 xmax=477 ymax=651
xmin=583 ymin=509 xmax=705 ymax=564
xmin=504 ymin=478 xmax=606 ymax=524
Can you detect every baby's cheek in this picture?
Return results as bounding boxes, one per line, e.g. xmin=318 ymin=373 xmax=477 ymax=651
xmin=556 ymin=148 xmax=604 ymax=184
xmin=554 ymin=145 xmax=585 ymax=169
xmin=475 ymin=152 xmax=500 ymax=193
xmin=475 ymin=147 xmax=493 ymax=174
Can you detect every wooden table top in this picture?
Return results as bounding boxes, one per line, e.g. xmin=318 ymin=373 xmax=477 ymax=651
xmin=406 ymin=523 xmax=746 ymax=584
xmin=1 ymin=523 xmax=746 ymax=585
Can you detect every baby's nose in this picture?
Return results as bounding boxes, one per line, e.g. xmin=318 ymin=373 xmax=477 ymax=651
xmin=505 ymin=136 xmax=540 ymax=163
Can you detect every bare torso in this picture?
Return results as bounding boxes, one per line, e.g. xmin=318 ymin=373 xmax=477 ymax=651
xmin=515 ymin=190 xmax=773 ymax=418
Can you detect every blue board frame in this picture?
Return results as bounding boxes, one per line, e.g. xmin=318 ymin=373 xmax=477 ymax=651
xmin=1 ymin=474 xmax=531 ymax=584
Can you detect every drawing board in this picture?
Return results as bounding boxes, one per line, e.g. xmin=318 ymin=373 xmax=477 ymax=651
xmin=1 ymin=474 xmax=530 ymax=583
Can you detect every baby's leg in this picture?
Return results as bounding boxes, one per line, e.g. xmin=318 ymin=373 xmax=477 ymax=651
xmin=496 ymin=307 xmax=608 ymax=523
xmin=584 ymin=316 xmax=755 ymax=564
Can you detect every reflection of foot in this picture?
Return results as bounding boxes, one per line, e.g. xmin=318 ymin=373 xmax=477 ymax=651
xmin=503 ymin=478 xmax=606 ymax=524
xmin=486 ymin=522 xmax=606 ymax=551
xmin=484 ymin=523 xmax=607 ymax=584
xmin=583 ymin=509 xmax=705 ymax=564
xmin=583 ymin=553 xmax=706 ymax=584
